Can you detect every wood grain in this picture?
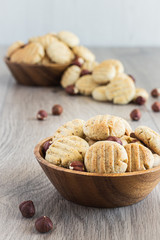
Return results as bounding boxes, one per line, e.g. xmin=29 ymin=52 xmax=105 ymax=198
xmin=0 ymin=47 xmax=160 ymax=240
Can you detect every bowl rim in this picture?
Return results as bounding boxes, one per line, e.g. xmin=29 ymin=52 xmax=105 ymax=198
xmin=34 ymin=136 xmax=160 ymax=177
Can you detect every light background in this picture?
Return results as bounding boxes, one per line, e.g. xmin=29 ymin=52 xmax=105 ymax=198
xmin=0 ymin=0 xmax=160 ymax=46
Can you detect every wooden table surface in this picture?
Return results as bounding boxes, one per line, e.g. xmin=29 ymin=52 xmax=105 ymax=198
xmin=0 ymin=47 xmax=160 ymax=240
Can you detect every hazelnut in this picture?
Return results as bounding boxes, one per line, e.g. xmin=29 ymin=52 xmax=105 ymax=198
xmin=128 ymin=74 xmax=136 ymax=83
xmin=135 ymin=96 xmax=146 ymax=105
xmin=130 ymin=132 xmax=136 ymax=138
xmin=65 ymin=85 xmax=79 ymax=96
xmin=71 ymin=56 xmax=84 ymax=67
xmin=52 ymin=104 xmax=63 ymax=115
xmin=43 ymin=140 xmax=52 ymax=155
xmin=35 ymin=216 xmax=53 ymax=233
xmin=152 ymin=102 xmax=160 ymax=112
xmin=80 ymin=69 xmax=92 ymax=77
xmin=19 ymin=200 xmax=35 ymax=218
xmin=130 ymin=109 xmax=141 ymax=121
xmin=37 ymin=110 xmax=48 ymax=120
xmin=151 ymin=88 xmax=160 ymax=98
xmin=69 ymin=161 xmax=85 ymax=171
xmin=106 ymin=136 xmax=122 ymax=145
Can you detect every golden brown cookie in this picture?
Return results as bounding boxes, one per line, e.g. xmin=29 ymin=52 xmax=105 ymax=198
xmin=46 ymin=40 xmax=74 ymax=64
xmin=92 ymin=86 xmax=108 ymax=102
xmin=153 ymin=154 xmax=160 ymax=167
xmin=52 ymin=119 xmax=85 ymax=141
xmin=29 ymin=34 xmax=57 ymax=49
xmin=61 ymin=65 xmax=81 ymax=88
xmin=84 ymin=141 xmax=128 ymax=173
xmin=72 ymin=46 xmax=95 ymax=62
xmin=85 ymin=137 xmax=97 ymax=146
xmin=82 ymin=61 xmax=98 ymax=71
xmin=57 ymin=31 xmax=80 ymax=47
xmin=105 ymin=74 xmax=136 ymax=104
xmin=92 ymin=63 xmax=116 ymax=84
xmin=10 ymin=42 xmax=44 ymax=64
xmin=135 ymin=126 xmax=160 ymax=155
xmin=45 ymin=136 xmax=89 ymax=167
xmin=83 ymin=115 xmax=128 ymax=140
xmin=7 ymin=41 xmax=24 ymax=57
xmin=125 ymin=143 xmax=154 ymax=172
xmin=101 ymin=59 xmax=124 ymax=74
xmin=75 ymin=75 xmax=99 ymax=95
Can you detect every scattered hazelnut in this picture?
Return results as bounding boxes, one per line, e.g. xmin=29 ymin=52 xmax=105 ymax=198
xmin=52 ymin=104 xmax=63 ymax=115
xmin=43 ymin=140 xmax=52 ymax=155
xmin=128 ymin=74 xmax=136 ymax=83
xmin=130 ymin=109 xmax=141 ymax=121
xmin=37 ymin=110 xmax=48 ymax=120
xmin=71 ymin=56 xmax=84 ymax=67
xmin=130 ymin=132 xmax=136 ymax=138
xmin=151 ymin=88 xmax=160 ymax=98
xmin=106 ymin=136 xmax=122 ymax=145
xmin=69 ymin=161 xmax=85 ymax=171
xmin=80 ymin=69 xmax=92 ymax=77
xmin=65 ymin=85 xmax=79 ymax=95
xmin=19 ymin=200 xmax=35 ymax=218
xmin=152 ymin=102 xmax=160 ymax=112
xmin=35 ymin=216 xmax=53 ymax=233
xmin=135 ymin=96 xmax=146 ymax=105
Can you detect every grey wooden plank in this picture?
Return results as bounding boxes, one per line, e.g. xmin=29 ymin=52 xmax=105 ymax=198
xmin=0 ymin=47 xmax=160 ymax=240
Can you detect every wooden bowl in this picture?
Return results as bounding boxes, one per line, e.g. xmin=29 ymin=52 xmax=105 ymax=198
xmin=4 ymin=58 xmax=69 ymax=86
xmin=34 ymin=137 xmax=160 ymax=208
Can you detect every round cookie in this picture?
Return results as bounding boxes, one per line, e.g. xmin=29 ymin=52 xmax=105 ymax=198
xmin=153 ymin=154 xmax=160 ymax=167
xmin=46 ymin=136 xmax=89 ymax=167
xmin=85 ymin=137 xmax=97 ymax=146
xmin=105 ymin=74 xmax=136 ymax=104
xmin=84 ymin=141 xmax=128 ymax=173
xmin=75 ymin=75 xmax=99 ymax=96
xmin=101 ymin=59 xmax=124 ymax=74
xmin=82 ymin=61 xmax=98 ymax=71
xmin=61 ymin=65 xmax=81 ymax=88
xmin=83 ymin=115 xmax=127 ymax=140
xmin=29 ymin=34 xmax=57 ymax=49
xmin=7 ymin=41 xmax=24 ymax=57
xmin=92 ymin=63 xmax=116 ymax=84
xmin=52 ymin=119 xmax=85 ymax=141
xmin=72 ymin=46 xmax=95 ymax=62
xmin=92 ymin=86 xmax=108 ymax=102
xmin=135 ymin=126 xmax=160 ymax=155
xmin=57 ymin=31 xmax=79 ymax=47
xmin=46 ymin=40 xmax=74 ymax=64
xmin=10 ymin=42 xmax=44 ymax=64
xmin=125 ymin=143 xmax=154 ymax=172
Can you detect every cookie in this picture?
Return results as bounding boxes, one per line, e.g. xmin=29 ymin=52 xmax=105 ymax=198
xmin=72 ymin=46 xmax=95 ymax=62
xmin=84 ymin=141 xmax=128 ymax=173
xmin=29 ymin=34 xmax=57 ymax=49
xmin=82 ymin=61 xmax=98 ymax=71
xmin=7 ymin=41 xmax=24 ymax=57
xmin=92 ymin=63 xmax=116 ymax=84
xmin=46 ymin=40 xmax=74 ymax=64
xmin=57 ymin=31 xmax=79 ymax=47
xmin=120 ymin=118 xmax=132 ymax=136
xmin=133 ymin=88 xmax=149 ymax=101
xmin=85 ymin=137 xmax=97 ymax=146
xmin=10 ymin=42 xmax=44 ymax=64
xmin=101 ymin=59 xmax=124 ymax=74
xmin=61 ymin=65 xmax=81 ymax=88
xmin=135 ymin=126 xmax=160 ymax=155
xmin=83 ymin=115 xmax=128 ymax=140
xmin=52 ymin=119 xmax=85 ymax=141
xmin=121 ymin=135 xmax=141 ymax=146
xmin=45 ymin=136 xmax=89 ymax=167
xmin=92 ymin=86 xmax=108 ymax=102
xmin=153 ymin=154 xmax=160 ymax=167
xmin=105 ymin=74 xmax=136 ymax=104
xmin=125 ymin=143 xmax=154 ymax=172
xmin=75 ymin=75 xmax=99 ymax=95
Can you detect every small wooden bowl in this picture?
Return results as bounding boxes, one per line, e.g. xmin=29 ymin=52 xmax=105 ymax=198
xmin=4 ymin=58 xmax=69 ymax=86
xmin=34 ymin=137 xmax=160 ymax=208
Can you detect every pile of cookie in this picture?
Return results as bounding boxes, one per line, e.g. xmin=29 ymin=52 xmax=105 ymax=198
xmin=43 ymin=115 xmax=160 ymax=173
xmin=6 ymin=31 xmax=94 ymax=66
